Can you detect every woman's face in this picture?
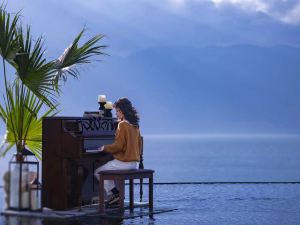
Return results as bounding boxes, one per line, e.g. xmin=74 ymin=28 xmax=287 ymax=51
xmin=116 ymin=108 xmax=124 ymax=120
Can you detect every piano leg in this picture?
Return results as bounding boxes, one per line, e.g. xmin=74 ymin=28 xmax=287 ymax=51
xmin=77 ymin=164 xmax=89 ymax=211
xmin=77 ymin=166 xmax=83 ymax=211
xmin=99 ymin=175 xmax=105 ymax=213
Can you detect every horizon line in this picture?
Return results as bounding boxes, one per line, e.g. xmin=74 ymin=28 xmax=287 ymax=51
xmin=143 ymin=133 xmax=300 ymax=139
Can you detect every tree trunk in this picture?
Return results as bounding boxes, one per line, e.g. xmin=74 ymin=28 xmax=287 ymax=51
xmin=16 ymin=141 xmax=24 ymax=162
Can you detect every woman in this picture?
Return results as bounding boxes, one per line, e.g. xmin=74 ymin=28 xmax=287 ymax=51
xmin=94 ymin=97 xmax=141 ymax=206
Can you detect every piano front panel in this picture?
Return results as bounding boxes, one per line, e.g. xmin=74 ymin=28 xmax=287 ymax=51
xmin=42 ymin=116 xmax=116 ymax=210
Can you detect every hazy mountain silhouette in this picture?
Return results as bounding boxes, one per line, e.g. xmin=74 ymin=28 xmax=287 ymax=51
xmin=93 ymin=44 xmax=300 ymax=134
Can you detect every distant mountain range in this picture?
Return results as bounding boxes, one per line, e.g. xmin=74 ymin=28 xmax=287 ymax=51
xmin=63 ymin=44 xmax=300 ymax=134
xmin=1 ymin=45 xmax=300 ymax=136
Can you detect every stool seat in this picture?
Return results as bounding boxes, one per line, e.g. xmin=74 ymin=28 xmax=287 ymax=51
xmin=98 ymin=169 xmax=154 ymax=175
xmin=98 ymin=169 xmax=154 ymax=213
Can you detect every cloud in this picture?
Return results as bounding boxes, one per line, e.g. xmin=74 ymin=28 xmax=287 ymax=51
xmin=148 ymin=0 xmax=300 ymax=25
xmin=280 ymin=2 xmax=300 ymax=24
xmin=56 ymin=0 xmax=300 ymax=49
xmin=23 ymin=0 xmax=300 ymax=26
xmin=211 ymin=0 xmax=268 ymax=12
xmin=67 ymin=0 xmax=300 ymax=26
xmin=208 ymin=0 xmax=300 ymax=24
xmin=169 ymin=0 xmax=186 ymax=8
xmin=6 ymin=0 xmax=300 ymax=57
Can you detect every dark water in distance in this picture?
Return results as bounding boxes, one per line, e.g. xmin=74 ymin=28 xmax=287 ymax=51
xmin=0 ymin=135 xmax=299 ymax=184
xmin=143 ymin=135 xmax=300 ymax=182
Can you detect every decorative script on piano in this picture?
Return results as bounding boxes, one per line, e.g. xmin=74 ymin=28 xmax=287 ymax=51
xmin=81 ymin=117 xmax=116 ymax=136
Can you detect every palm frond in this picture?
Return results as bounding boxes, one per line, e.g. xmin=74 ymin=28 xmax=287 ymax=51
xmin=0 ymin=130 xmax=14 ymax=157
xmin=0 ymin=6 xmax=20 ymax=61
xmin=25 ymin=107 xmax=57 ymax=160
xmin=0 ymin=98 xmax=7 ymax=123
xmin=12 ymin=26 xmax=58 ymax=108
xmin=53 ymin=28 xmax=107 ymax=84
xmin=0 ymin=7 xmax=108 ymax=159
xmin=0 ymin=81 xmax=57 ymax=158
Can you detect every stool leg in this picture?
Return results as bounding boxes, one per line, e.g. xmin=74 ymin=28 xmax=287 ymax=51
xmin=130 ymin=179 xmax=134 ymax=211
xmin=149 ymin=174 xmax=153 ymax=212
xmin=99 ymin=175 xmax=105 ymax=213
xmin=119 ymin=179 xmax=125 ymax=212
xmin=140 ymin=178 xmax=143 ymax=202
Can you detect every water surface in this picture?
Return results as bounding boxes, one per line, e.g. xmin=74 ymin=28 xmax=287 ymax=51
xmin=144 ymin=135 xmax=300 ymax=182
xmin=1 ymin=183 xmax=300 ymax=225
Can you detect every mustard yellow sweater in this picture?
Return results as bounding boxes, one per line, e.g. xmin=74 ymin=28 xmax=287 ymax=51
xmin=103 ymin=120 xmax=141 ymax=162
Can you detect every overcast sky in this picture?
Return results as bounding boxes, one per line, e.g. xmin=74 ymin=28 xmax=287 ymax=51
xmin=5 ymin=0 xmax=300 ymax=56
xmin=1 ymin=0 xmax=300 ymax=135
xmin=1 ymin=0 xmax=300 ymax=185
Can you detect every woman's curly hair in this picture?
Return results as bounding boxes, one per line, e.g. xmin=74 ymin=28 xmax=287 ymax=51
xmin=114 ymin=97 xmax=140 ymax=127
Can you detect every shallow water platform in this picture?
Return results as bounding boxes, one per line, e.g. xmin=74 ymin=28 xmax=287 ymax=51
xmin=1 ymin=202 xmax=175 ymax=220
xmin=1 ymin=184 xmax=300 ymax=225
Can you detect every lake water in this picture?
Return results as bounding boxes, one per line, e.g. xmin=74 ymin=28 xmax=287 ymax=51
xmin=1 ymin=183 xmax=300 ymax=225
xmin=0 ymin=135 xmax=299 ymax=184
xmin=143 ymin=135 xmax=300 ymax=182
xmin=0 ymin=135 xmax=300 ymax=224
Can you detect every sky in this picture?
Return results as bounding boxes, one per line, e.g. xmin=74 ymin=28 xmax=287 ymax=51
xmin=5 ymin=0 xmax=300 ymax=55
xmin=0 ymin=0 xmax=300 ymax=186
xmin=1 ymin=0 xmax=300 ymax=137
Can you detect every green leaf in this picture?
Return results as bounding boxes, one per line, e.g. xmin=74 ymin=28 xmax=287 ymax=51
xmin=12 ymin=26 xmax=58 ymax=108
xmin=53 ymin=28 xmax=107 ymax=84
xmin=0 ymin=81 xmax=57 ymax=158
xmin=0 ymin=6 xmax=20 ymax=61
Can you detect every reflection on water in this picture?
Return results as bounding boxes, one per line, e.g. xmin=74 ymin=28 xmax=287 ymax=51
xmin=1 ymin=216 xmax=125 ymax=225
xmin=2 ymin=217 xmax=41 ymax=225
xmin=0 ymin=215 xmax=157 ymax=225
xmin=1 ymin=183 xmax=300 ymax=225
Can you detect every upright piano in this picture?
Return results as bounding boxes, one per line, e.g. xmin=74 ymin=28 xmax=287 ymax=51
xmin=42 ymin=116 xmax=117 ymax=210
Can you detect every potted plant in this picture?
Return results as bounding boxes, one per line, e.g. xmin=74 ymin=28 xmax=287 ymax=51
xmin=0 ymin=6 xmax=106 ymax=210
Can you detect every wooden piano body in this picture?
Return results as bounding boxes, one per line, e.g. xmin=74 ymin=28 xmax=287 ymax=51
xmin=42 ymin=116 xmax=117 ymax=210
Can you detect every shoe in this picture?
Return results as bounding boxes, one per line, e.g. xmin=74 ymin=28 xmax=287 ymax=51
xmin=91 ymin=196 xmax=99 ymax=204
xmin=108 ymin=193 xmax=120 ymax=205
xmin=108 ymin=202 xmax=120 ymax=208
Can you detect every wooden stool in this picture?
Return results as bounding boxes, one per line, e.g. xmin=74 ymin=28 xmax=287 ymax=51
xmin=98 ymin=169 xmax=154 ymax=213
